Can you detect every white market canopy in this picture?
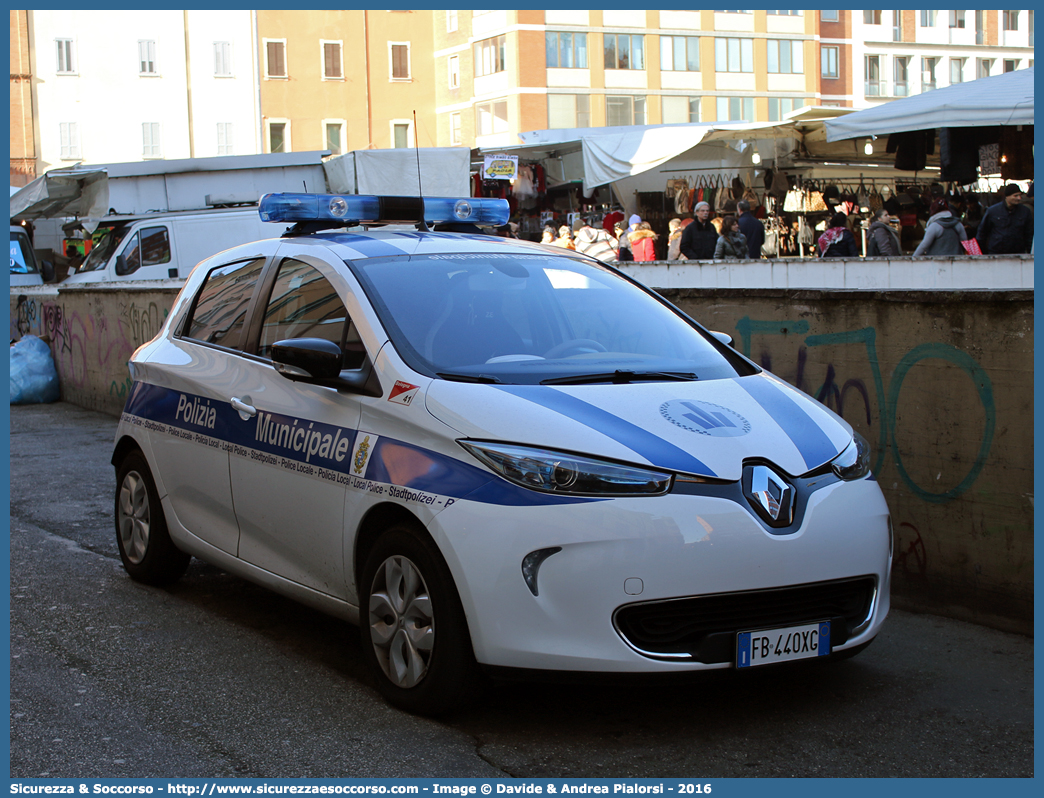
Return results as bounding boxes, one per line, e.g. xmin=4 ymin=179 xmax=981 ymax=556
xmin=488 ymin=109 xmax=861 ymax=194
xmin=824 ymin=68 xmax=1034 ymax=142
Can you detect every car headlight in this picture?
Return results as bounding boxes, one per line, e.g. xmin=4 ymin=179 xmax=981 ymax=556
xmin=831 ymin=432 xmax=871 ymax=480
xmin=459 ymin=441 xmax=672 ymax=496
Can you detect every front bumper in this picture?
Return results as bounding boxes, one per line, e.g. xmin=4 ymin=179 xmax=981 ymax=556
xmin=427 ymin=476 xmax=891 ymax=672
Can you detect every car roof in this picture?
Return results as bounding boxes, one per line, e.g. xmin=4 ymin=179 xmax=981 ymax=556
xmin=281 ymin=228 xmax=576 ymax=262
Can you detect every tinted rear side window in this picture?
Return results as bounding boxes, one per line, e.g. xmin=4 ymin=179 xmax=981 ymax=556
xmin=183 ymin=258 xmax=266 ymax=349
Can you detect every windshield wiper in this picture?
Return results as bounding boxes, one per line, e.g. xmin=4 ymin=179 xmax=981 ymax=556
xmin=436 ymin=372 xmax=502 ymax=384
xmin=541 ymin=370 xmax=697 ymax=386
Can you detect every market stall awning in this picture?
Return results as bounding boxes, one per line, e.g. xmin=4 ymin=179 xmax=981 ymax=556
xmin=824 ymin=68 xmax=1034 ymax=142
xmin=10 ymin=168 xmax=109 ymax=221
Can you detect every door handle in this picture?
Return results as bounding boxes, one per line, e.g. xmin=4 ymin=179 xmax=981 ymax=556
xmin=230 ymin=397 xmax=256 ymax=419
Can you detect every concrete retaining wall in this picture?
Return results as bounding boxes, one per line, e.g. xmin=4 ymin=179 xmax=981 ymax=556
xmin=9 ymin=271 xmax=1033 ymax=634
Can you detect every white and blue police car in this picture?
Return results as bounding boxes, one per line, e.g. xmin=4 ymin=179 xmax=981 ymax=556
xmin=113 ymin=193 xmax=891 ymax=714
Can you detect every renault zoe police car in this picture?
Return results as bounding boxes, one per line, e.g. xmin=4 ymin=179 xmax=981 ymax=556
xmin=112 ymin=193 xmax=891 ymax=714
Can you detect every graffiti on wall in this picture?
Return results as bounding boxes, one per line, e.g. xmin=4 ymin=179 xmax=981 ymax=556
xmin=734 ymin=317 xmax=996 ymax=506
xmin=12 ymin=294 xmax=169 ymax=398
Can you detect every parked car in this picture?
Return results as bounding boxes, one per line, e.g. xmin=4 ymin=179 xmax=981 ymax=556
xmin=64 ymin=207 xmax=271 ymax=283
xmin=112 ymin=193 xmax=891 ymax=715
xmin=10 ymin=223 xmax=44 ymax=286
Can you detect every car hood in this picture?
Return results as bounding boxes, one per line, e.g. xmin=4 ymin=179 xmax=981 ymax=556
xmin=425 ymin=373 xmax=852 ymax=482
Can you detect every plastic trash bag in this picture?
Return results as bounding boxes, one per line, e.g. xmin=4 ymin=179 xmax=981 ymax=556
xmin=10 ymin=335 xmax=60 ymax=404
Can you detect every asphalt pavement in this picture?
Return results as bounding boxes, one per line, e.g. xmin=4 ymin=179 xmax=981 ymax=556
xmin=7 ymin=401 xmax=1034 ymax=779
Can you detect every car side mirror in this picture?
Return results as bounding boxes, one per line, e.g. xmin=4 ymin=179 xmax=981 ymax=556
xmin=710 ymin=331 xmax=734 ymax=347
xmin=41 ymin=260 xmax=55 ymax=283
xmin=271 ymin=338 xmax=343 ymax=380
xmin=270 ymin=337 xmax=383 ymax=398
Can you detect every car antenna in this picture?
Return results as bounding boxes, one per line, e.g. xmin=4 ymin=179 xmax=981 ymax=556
xmin=414 ymin=110 xmax=431 ymax=232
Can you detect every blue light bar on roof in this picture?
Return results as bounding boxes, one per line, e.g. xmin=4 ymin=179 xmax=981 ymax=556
xmin=258 ymin=193 xmax=510 ymax=227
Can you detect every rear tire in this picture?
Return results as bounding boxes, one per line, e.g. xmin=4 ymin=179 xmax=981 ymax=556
xmin=115 ymin=451 xmax=190 ymax=586
xmin=360 ymin=523 xmax=479 ymax=715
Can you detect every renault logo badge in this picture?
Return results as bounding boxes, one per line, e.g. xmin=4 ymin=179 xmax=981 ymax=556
xmin=743 ymin=465 xmax=795 ymax=527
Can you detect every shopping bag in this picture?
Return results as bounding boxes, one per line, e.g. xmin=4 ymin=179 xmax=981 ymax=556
xmin=960 ymin=238 xmax=982 ymax=256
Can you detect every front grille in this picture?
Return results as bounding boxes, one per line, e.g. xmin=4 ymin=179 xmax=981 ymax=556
xmin=614 ymin=577 xmax=877 ymax=663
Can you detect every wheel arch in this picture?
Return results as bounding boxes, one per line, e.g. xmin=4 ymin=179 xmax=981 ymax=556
xmin=112 ymin=434 xmax=144 ymax=469
xmin=352 ymin=502 xmax=429 ymax=591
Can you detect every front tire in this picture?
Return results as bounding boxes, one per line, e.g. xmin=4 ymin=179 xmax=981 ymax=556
xmin=360 ymin=523 xmax=479 ymax=715
xmin=115 ymin=450 xmax=190 ymax=586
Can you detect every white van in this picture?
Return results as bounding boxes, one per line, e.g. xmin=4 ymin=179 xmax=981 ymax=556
xmin=10 ymin=223 xmax=44 ymax=286
xmin=63 ymin=207 xmax=272 ymax=284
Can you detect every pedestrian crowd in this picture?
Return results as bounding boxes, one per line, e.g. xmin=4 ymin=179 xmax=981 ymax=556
xmin=510 ymin=182 xmax=1031 ymax=261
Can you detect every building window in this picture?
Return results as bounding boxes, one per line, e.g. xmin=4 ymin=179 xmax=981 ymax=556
xmin=475 ymin=35 xmax=505 ymax=77
xmin=604 ymin=33 xmax=645 ymax=70
xmin=449 ymin=112 xmax=461 ymax=145
xmin=1003 ymin=10 xmax=1019 ymax=31
xmin=865 ymin=55 xmax=882 ymax=96
xmin=892 ymin=11 xmax=902 ymax=42
xmin=476 ymin=100 xmax=509 ymax=136
xmin=767 ymin=40 xmax=803 ymax=74
xmin=217 ymin=123 xmax=234 ymax=155
xmin=268 ymin=121 xmax=287 ymax=153
xmin=975 ymin=11 xmax=985 ymax=44
xmin=863 ymin=11 xmax=881 ymax=25
xmin=265 ymin=40 xmax=286 ymax=78
xmin=446 ymin=10 xmax=457 ymax=33
xmin=448 ymin=55 xmax=460 ymax=89
xmin=322 ymin=41 xmax=342 ymax=80
xmin=393 ymin=123 xmax=410 ymax=148
xmin=921 ymin=57 xmax=938 ymax=91
xmin=325 ymin=122 xmax=343 ymax=155
xmin=821 ymin=46 xmax=838 ymax=79
xmin=950 ymin=57 xmax=964 ymax=84
xmin=214 ymin=41 xmax=233 ymax=76
xmin=660 ymin=36 xmax=699 ymax=72
xmin=1003 ymin=59 xmax=1019 ymax=73
xmin=821 ymin=11 xmax=838 ymax=22
xmin=548 ymin=94 xmax=591 ymax=129
xmin=546 ymin=32 xmax=588 ymax=69
xmin=919 ymin=10 xmax=937 ymax=27
xmin=977 ymin=58 xmax=993 ymax=79
xmin=56 ymin=38 xmax=76 ymax=74
xmin=1029 ymin=10 xmax=1034 ymax=45
xmin=606 ymin=95 xmax=645 ymax=126
xmin=662 ymin=95 xmax=700 ymax=124
xmin=59 ymin=122 xmax=80 ymax=160
xmin=768 ymin=97 xmax=803 ymax=121
xmin=715 ymin=38 xmax=754 ymax=73
xmin=717 ymin=97 xmax=754 ymax=122
xmin=949 ymin=10 xmax=966 ymax=29
xmin=390 ymin=43 xmax=411 ymax=80
xmin=894 ymin=56 xmax=909 ymax=96
xmin=142 ymin=122 xmax=162 ymax=158
xmin=138 ymin=40 xmax=157 ymax=75
xmin=766 ymin=10 xmax=801 ymax=15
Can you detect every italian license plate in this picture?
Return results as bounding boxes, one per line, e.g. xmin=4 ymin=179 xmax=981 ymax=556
xmin=736 ymin=621 xmax=831 ymax=668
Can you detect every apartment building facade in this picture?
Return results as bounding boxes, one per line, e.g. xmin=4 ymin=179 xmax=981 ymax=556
xmin=255 ymin=10 xmax=435 ymax=154
xmin=20 ymin=10 xmax=261 ymax=174
xmin=820 ymin=9 xmax=1033 ymax=108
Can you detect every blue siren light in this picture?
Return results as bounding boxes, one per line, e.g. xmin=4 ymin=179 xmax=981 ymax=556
xmin=258 ymin=193 xmax=509 ymax=227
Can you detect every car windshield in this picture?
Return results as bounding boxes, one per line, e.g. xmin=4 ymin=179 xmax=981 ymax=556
xmin=351 ymin=251 xmax=754 ymax=385
xmin=10 ymin=229 xmax=38 ymax=274
xmin=78 ymin=223 xmax=132 ymax=273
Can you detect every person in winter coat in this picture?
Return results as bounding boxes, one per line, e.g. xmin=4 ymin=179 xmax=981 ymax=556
xmin=866 ymin=209 xmax=903 ymax=256
xmin=817 ymin=212 xmax=859 ymax=257
xmin=572 ymin=218 xmax=618 ymax=262
xmin=666 ymin=218 xmax=685 ymax=261
xmin=630 ymin=221 xmax=658 ymax=261
xmin=976 ymin=183 xmax=1033 ymax=254
xmin=679 ymin=201 xmax=718 ymax=260
xmin=736 ymin=200 xmax=765 ymax=259
xmin=913 ymin=200 xmax=968 ymax=256
xmin=713 ymin=216 xmax=748 ymax=260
